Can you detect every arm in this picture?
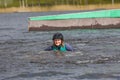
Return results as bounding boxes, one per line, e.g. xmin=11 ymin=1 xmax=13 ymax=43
xmin=65 ymin=43 xmax=74 ymax=51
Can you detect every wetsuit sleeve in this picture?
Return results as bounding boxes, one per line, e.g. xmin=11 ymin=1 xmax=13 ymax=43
xmin=65 ymin=43 xmax=73 ymax=51
xmin=44 ymin=46 xmax=53 ymax=51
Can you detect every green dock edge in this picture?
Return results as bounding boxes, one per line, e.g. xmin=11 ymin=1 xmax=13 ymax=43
xmin=29 ymin=9 xmax=120 ymax=21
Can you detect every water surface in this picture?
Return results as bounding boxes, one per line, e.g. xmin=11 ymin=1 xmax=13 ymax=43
xmin=0 ymin=11 xmax=120 ymax=80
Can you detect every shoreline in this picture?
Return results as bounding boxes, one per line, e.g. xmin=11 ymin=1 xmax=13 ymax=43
xmin=0 ymin=4 xmax=120 ymax=13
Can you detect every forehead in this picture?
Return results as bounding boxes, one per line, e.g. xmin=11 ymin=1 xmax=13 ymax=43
xmin=54 ymin=39 xmax=62 ymax=41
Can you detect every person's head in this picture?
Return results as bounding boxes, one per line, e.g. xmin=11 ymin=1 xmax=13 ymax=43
xmin=52 ymin=32 xmax=64 ymax=46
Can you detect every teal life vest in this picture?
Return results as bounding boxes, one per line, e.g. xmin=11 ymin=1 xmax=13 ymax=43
xmin=52 ymin=45 xmax=66 ymax=52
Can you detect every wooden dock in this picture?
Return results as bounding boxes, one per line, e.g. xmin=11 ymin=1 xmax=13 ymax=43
xmin=28 ymin=9 xmax=120 ymax=31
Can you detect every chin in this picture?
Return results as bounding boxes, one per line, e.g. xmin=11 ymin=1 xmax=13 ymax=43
xmin=56 ymin=44 xmax=60 ymax=46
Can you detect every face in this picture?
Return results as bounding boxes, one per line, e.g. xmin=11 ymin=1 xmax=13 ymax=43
xmin=54 ymin=39 xmax=62 ymax=46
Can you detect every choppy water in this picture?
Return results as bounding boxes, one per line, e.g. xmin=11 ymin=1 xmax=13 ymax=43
xmin=0 ymin=11 xmax=120 ymax=80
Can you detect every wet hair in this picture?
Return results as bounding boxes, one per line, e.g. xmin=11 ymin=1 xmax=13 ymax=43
xmin=52 ymin=32 xmax=64 ymax=41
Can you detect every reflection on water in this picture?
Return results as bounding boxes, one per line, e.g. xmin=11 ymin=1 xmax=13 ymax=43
xmin=0 ymin=12 xmax=120 ymax=80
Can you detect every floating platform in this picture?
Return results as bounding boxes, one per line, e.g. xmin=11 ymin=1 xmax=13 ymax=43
xmin=28 ymin=9 xmax=120 ymax=31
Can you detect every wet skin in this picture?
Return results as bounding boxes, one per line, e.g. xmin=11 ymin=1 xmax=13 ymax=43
xmin=53 ymin=39 xmax=62 ymax=46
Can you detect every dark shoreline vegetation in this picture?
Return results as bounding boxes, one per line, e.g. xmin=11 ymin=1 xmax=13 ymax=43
xmin=0 ymin=0 xmax=120 ymax=8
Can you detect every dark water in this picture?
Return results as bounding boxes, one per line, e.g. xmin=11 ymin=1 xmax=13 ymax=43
xmin=0 ymin=11 xmax=120 ymax=80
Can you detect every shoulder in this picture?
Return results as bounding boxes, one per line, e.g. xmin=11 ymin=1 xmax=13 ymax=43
xmin=44 ymin=46 xmax=53 ymax=51
xmin=65 ymin=43 xmax=73 ymax=51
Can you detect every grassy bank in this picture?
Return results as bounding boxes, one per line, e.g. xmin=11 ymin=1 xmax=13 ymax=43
xmin=0 ymin=4 xmax=120 ymax=13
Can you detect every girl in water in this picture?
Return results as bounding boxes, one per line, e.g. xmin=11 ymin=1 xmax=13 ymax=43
xmin=45 ymin=32 xmax=73 ymax=52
